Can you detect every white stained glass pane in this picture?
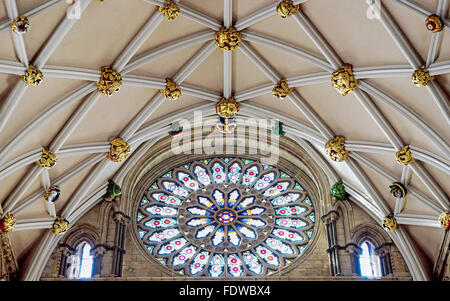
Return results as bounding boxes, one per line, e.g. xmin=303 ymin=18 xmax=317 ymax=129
xmin=359 ymin=241 xmax=380 ymax=278
xmin=78 ymin=243 xmax=94 ymax=279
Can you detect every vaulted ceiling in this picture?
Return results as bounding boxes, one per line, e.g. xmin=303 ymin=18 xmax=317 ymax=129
xmin=0 ymin=0 xmax=448 ymax=280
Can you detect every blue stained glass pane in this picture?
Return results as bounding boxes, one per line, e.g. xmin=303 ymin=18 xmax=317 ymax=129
xmin=221 ymin=157 xmax=232 ymax=163
xmin=240 ymin=218 xmax=266 ymax=228
xmin=151 ymin=193 xmax=183 ymax=206
xmin=193 ymin=165 xmax=211 ymax=187
xmin=140 ymin=196 xmax=150 ymax=205
xmin=272 ymin=228 xmax=304 ymax=242
xmin=228 ymin=162 xmax=241 ymax=183
xmin=280 ymin=171 xmax=290 ymax=178
xmin=186 ymin=218 xmax=212 ymax=227
xmin=306 ymin=229 xmax=313 ymax=238
xmin=211 ymin=227 xmax=225 ymax=246
xmin=274 ymin=206 xmax=306 ymax=216
xmin=275 ymin=218 xmax=307 ymax=229
xmin=253 ymin=172 xmax=276 ymax=191
xmin=148 ymin=228 xmax=180 ymax=243
xmin=198 ymin=197 xmax=217 ymax=210
xmin=138 ymin=229 xmax=147 ymax=238
xmin=187 ymin=206 xmax=212 ymax=216
xmin=146 ymin=205 xmax=178 ymax=216
xmin=211 ymin=163 xmax=226 ymax=184
xmin=242 ymin=166 xmax=259 ymax=186
xmin=213 ymin=190 xmax=225 ymax=207
xmin=195 ymin=224 xmax=216 ymax=239
xmin=209 ymin=254 xmax=225 ymax=277
xmin=162 ymin=171 xmax=172 ymax=178
xmin=303 ymin=196 xmax=312 ymax=205
xmin=265 ymin=237 xmax=295 ymax=255
xmin=242 ymin=251 xmax=263 ymax=275
xmin=271 ymin=193 xmax=301 ymax=206
xmin=307 ymin=212 xmax=315 ymax=222
xmin=255 ymin=246 xmax=280 ymax=267
xmin=145 ymin=218 xmax=178 ymax=229
xmin=227 ymin=228 xmax=241 ymax=247
xmin=177 ymin=171 xmax=200 ymax=191
xmin=262 ymin=164 xmax=274 ymax=170
xmin=148 ymin=183 xmax=158 ymax=191
xmin=190 ymin=251 xmax=210 ymax=275
xmin=236 ymin=225 xmax=257 ymax=239
xmin=263 ymin=181 xmax=290 ymax=198
xmin=227 ymin=254 xmax=244 ymax=277
xmin=235 ymin=196 xmax=255 ymax=210
xmin=137 ymin=211 xmax=145 ymax=222
xmin=240 ymin=207 xmax=265 ymax=216
xmin=173 ymin=245 xmax=197 ymax=267
xmin=162 ymin=181 xmax=189 ymax=197
xmin=242 ymin=159 xmax=254 ymax=165
xmin=294 ymin=182 xmax=304 ymax=191
xmin=158 ymin=238 xmax=188 ymax=255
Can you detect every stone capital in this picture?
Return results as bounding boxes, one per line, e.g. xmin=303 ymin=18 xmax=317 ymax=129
xmin=321 ymin=210 xmax=339 ymax=225
xmin=91 ymin=245 xmax=108 ymax=256
xmin=375 ymin=244 xmax=391 ymax=256
xmin=56 ymin=244 xmax=75 ymax=257
xmin=113 ymin=212 xmax=130 ymax=225
xmin=345 ymin=243 xmax=362 ymax=255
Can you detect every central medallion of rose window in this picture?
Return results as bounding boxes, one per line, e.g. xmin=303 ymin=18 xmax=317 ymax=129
xmin=178 ymin=183 xmax=276 ymax=254
xmin=136 ymin=157 xmax=316 ymax=277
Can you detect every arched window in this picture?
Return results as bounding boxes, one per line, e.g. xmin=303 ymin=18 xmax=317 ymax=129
xmin=359 ymin=241 xmax=381 ymax=278
xmin=67 ymin=241 xmax=94 ymax=279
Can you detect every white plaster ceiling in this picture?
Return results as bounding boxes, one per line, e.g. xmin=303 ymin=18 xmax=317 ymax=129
xmin=0 ymin=0 xmax=448 ymax=280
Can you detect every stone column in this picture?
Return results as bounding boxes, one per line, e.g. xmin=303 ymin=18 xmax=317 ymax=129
xmin=111 ymin=212 xmax=130 ymax=277
xmin=0 ymin=232 xmax=18 ymax=280
xmin=321 ymin=211 xmax=341 ymax=276
xmin=56 ymin=244 xmax=75 ymax=278
xmin=91 ymin=245 xmax=108 ymax=278
xmin=375 ymin=244 xmax=393 ymax=277
xmin=345 ymin=243 xmax=362 ymax=276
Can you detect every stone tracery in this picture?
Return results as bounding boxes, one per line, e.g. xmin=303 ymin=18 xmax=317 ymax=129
xmin=136 ymin=157 xmax=315 ymax=277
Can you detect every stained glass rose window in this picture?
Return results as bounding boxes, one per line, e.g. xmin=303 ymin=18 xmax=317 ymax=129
xmin=136 ymin=157 xmax=315 ymax=277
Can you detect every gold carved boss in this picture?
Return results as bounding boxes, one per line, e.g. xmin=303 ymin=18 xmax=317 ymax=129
xmin=325 ymin=136 xmax=349 ymax=162
xmin=11 ymin=16 xmax=30 ymax=34
xmin=411 ymin=65 xmax=434 ymax=87
xmin=273 ymin=79 xmax=293 ymax=99
xmin=107 ymin=137 xmax=130 ymax=163
xmin=159 ymin=0 xmax=180 ymax=21
xmin=0 ymin=213 xmax=16 ymax=233
xmin=50 ymin=216 xmax=69 ymax=235
xmin=382 ymin=214 xmax=398 ymax=231
xmin=395 ymin=145 xmax=415 ymax=165
xmin=161 ymin=78 xmax=181 ymax=100
xmin=215 ymin=27 xmax=241 ymax=51
xmin=21 ymin=65 xmax=44 ymax=87
xmin=331 ymin=63 xmax=358 ymax=96
xmin=439 ymin=211 xmax=450 ymax=231
xmin=36 ymin=148 xmax=57 ymax=169
xmin=277 ymin=0 xmax=300 ymax=18
xmin=97 ymin=66 xmax=122 ymax=96
xmin=425 ymin=15 xmax=443 ymax=33
xmin=216 ymin=96 xmax=240 ymax=119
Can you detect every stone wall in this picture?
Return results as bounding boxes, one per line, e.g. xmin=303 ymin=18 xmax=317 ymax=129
xmin=40 ymin=197 xmax=412 ymax=280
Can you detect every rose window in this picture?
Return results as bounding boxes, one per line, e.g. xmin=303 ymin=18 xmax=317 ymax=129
xmin=136 ymin=157 xmax=316 ymax=277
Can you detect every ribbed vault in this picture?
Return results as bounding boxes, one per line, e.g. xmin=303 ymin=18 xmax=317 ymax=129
xmin=0 ymin=0 xmax=448 ymax=280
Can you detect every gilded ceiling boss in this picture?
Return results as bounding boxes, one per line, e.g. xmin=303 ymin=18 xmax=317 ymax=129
xmin=331 ymin=64 xmax=358 ymax=96
xmin=215 ymin=27 xmax=241 ymax=51
xmin=325 ymin=136 xmax=350 ymax=162
xmin=107 ymin=137 xmax=131 ymax=163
